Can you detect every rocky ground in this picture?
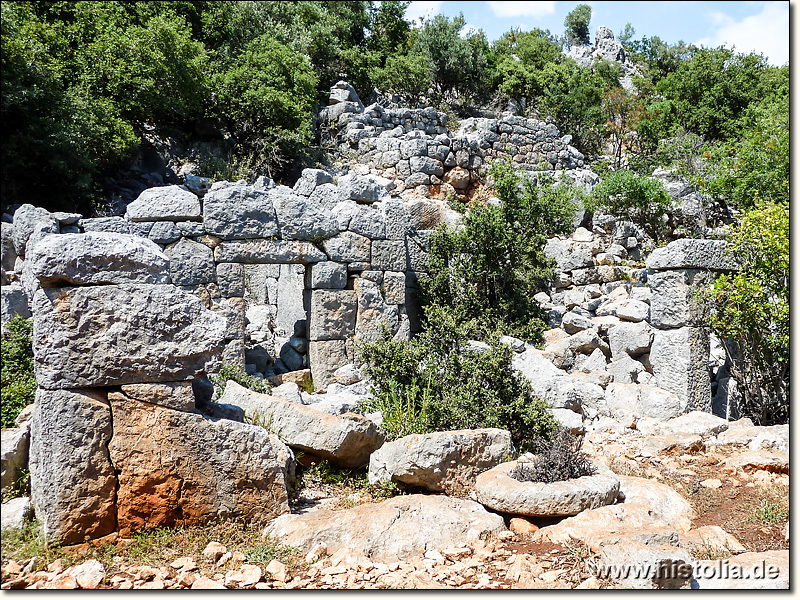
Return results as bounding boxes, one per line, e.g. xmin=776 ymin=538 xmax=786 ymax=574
xmin=1 ymin=414 xmax=788 ymax=590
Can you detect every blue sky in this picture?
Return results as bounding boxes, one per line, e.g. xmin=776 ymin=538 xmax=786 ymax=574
xmin=404 ymin=1 xmax=789 ymax=66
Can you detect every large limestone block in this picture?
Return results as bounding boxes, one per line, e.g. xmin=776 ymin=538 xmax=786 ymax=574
xmin=126 ymin=185 xmax=201 ymax=222
xmin=32 ymin=284 xmax=226 ymax=389
xmin=119 ymin=381 xmax=196 ymax=412
xmin=13 ymin=204 xmax=59 ymax=256
xmin=165 ymin=237 xmax=215 ymax=286
xmin=337 ymin=174 xmax=391 ymax=204
xmin=354 ymin=278 xmax=399 ymax=342
xmin=308 ymin=340 xmax=349 ymax=392
xmin=608 ymin=321 xmax=653 ymax=360
xmin=29 ymin=388 xmax=117 ymax=545
xmin=647 ymin=269 xmax=711 ymax=328
xmin=108 ymin=393 xmax=289 ymax=534
xmin=656 ymin=411 xmax=728 ymax=437
xmin=544 ymin=238 xmax=593 ymax=273
xmin=598 ymin=541 xmax=693 ymax=589
xmin=369 ymin=429 xmax=514 ymax=492
xmin=371 ymin=239 xmax=407 ymax=271
xmin=80 ymin=216 xmax=130 ymax=234
xmin=309 ymin=290 xmax=357 ymax=341
xmin=604 ymin=383 xmax=687 ymax=422
xmin=322 ymin=232 xmax=371 ymax=263
xmin=645 ymin=239 xmax=738 ymax=271
xmin=293 ymin=168 xmax=334 ymax=197
xmin=1 ymin=496 xmax=32 ymax=532
xmin=27 ymin=232 xmax=169 ymax=288
xmin=691 ymin=551 xmax=788 ymax=589
xmin=273 ymin=192 xmax=338 ymax=240
xmin=219 ymin=381 xmax=383 ymax=468
xmin=308 ymin=261 xmax=347 ymax=289
xmin=1 ymin=285 xmax=30 ymax=326
xmin=1 ymin=427 xmax=29 ymax=497
xmin=215 ymin=239 xmax=326 ymax=264
xmin=275 ymin=263 xmax=307 ymax=338
xmin=650 ymin=327 xmax=711 ymax=411
xmin=203 ymin=180 xmax=279 ymax=239
xmin=475 ymin=460 xmax=620 ymax=517
xmin=264 ymin=494 xmax=506 ymax=561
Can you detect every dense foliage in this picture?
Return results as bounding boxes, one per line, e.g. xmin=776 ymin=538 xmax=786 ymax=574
xmin=702 ymin=203 xmax=788 ymax=425
xmin=1 ymin=317 xmax=36 ymax=428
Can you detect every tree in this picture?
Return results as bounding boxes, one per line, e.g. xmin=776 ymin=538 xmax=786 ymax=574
xmin=601 ymin=86 xmax=644 ymax=169
xmin=564 ymin=4 xmax=591 ymax=47
xmin=702 ymin=202 xmax=788 ymax=425
xmin=493 ymin=27 xmax=563 ymax=101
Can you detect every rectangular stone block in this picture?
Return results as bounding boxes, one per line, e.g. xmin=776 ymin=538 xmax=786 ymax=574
xmin=309 ymin=340 xmax=349 ymax=392
xmin=32 ymin=284 xmax=226 ymax=389
xmin=650 ymin=326 xmax=711 ymax=412
xmin=309 ymin=290 xmax=357 ymax=341
xmin=119 ymin=381 xmax=196 ymax=412
xmin=322 ymin=232 xmax=371 ymax=263
xmin=215 ymin=240 xmax=326 ymax=264
xmin=645 ymin=239 xmax=738 ymax=271
xmin=216 ymin=263 xmax=244 ymax=297
xmin=243 ymin=264 xmax=280 ymax=304
xmin=647 ymin=269 xmax=711 ymax=329
xmin=308 ymin=261 xmax=347 ymax=289
xmin=372 ymin=240 xmax=406 ymax=271
xmin=383 ymin=271 xmax=406 ymax=305
xmin=275 ymin=264 xmax=307 ymax=338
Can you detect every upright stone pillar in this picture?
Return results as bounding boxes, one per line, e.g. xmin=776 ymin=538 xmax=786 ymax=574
xmin=645 ymin=239 xmax=737 ymax=413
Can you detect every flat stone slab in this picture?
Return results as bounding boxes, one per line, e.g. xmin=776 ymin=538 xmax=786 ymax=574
xmin=645 ymin=239 xmax=738 ymax=271
xmin=691 ymin=550 xmax=789 ymax=589
xmin=368 ymin=429 xmax=514 ymax=492
xmin=215 ymin=240 xmax=326 ymax=264
xmin=264 ymin=494 xmax=506 ymax=562
xmin=722 ymin=451 xmax=789 ymax=473
xmin=126 ymin=185 xmax=201 ymax=222
xmin=475 ymin=459 xmax=619 ymax=517
xmin=220 ymin=381 xmax=384 ymax=468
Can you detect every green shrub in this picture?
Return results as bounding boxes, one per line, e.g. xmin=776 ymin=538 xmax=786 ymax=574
xmin=511 ymin=428 xmax=596 ymax=483
xmin=1 ymin=317 xmax=36 ymax=428
xmin=208 ymin=363 xmax=270 ymax=401
xmin=586 ymin=169 xmax=671 ymax=241
xmin=701 ymin=202 xmax=788 ymax=425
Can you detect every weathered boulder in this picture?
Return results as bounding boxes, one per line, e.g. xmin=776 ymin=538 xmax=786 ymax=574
xmin=337 ymin=174 xmax=391 ymax=204
xmin=713 ymin=424 xmax=788 ymax=453
xmin=293 ymin=168 xmax=334 ymax=197
xmin=165 ymin=238 xmax=216 ymax=286
xmin=1 ymin=496 xmax=32 ymax=532
xmin=615 ymin=298 xmax=650 ymax=323
xmin=264 ymin=494 xmax=506 ymax=561
xmin=203 ymin=181 xmax=279 ymax=239
xmin=721 ymin=451 xmax=788 ymax=473
xmin=126 ymin=186 xmax=201 ymax=222
xmin=80 ymin=216 xmax=131 ymax=235
xmin=13 ymin=204 xmax=59 ymax=256
xmin=656 ymin=411 xmax=728 ymax=437
xmin=645 ymin=239 xmax=738 ymax=271
xmin=475 ymin=460 xmax=619 ymax=517
xmin=544 ymin=238 xmax=593 ymax=272
xmin=1 ymin=285 xmax=31 ymax=326
xmin=26 ymin=232 xmax=170 ymax=288
xmin=603 ymin=382 xmax=687 ymax=422
xmin=608 ymin=321 xmax=653 ymax=360
xmin=29 ymin=388 xmax=117 ymax=545
xmin=679 ymin=525 xmax=746 ymax=556
xmin=597 ymin=541 xmax=693 ymax=589
xmin=108 ymin=392 xmax=289 ymax=534
xmin=368 ymin=429 xmax=513 ymax=492
xmin=273 ymin=192 xmax=339 ymax=241
xmin=219 ymin=381 xmax=384 ymax=468
xmin=32 ymin=284 xmax=226 ymax=389
xmin=1 ymin=426 xmax=29 ymax=498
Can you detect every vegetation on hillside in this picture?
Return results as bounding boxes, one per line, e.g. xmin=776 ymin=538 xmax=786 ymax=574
xmin=1 ymin=317 xmax=36 ymax=428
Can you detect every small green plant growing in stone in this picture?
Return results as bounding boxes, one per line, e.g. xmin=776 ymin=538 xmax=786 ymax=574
xmin=209 ymin=363 xmax=270 ymax=401
xmin=1 ymin=317 xmax=37 ymax=428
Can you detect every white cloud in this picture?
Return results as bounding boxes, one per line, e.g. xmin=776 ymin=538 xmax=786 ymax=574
xmin=405 ymin=1 xmax=444 ymax=24
xmin=695 ymin=1 xmax=788 ymax=66
xmin=486 ymin=1 xmax=556 ymax=18
xmin=460 ymin=23 xmax=479 ymax=38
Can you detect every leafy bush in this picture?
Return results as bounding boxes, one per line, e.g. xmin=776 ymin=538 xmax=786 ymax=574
xmin=209 ymin=363 xmax=270 ymax=401
xmin=586 ymin=169 xmax=671 ymax=241
xmin=375 ymin=53 xmax=431 ymax=106
xmin=563 ymin=4 xmax=592 ymax=47
xmin=422 ymin=161 xmax=578 ymax=344
xmin=701 ymin=202 xmax=788 ymax=425
xmin=1 ymin=317 xmax=36 ymax=428
xmin=511 ymin=428 xmax=596 ymax=484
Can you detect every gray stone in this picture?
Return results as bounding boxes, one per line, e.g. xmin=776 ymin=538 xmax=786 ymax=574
xmin=657 ymin=411 xmax=728 ymax=437
xmin=500 ymin=335 xmax=526 ymax=353
xmin=308 ymin=261 xmax=347 ymax=289
xmin=551 ymin=408 xmax=584 ymax=434
xmin=346 ymin=204 xmax=387 ymax=239
xmin=118 ymin=381 xmax=196 ymax=412
xmin=608 ymin=357 xmax=646 ymax=384
xmin=354 ymin=278 xmax=399 ymax=342
xmin=52 ymin=212 xmax=81 ymax=225
xmin=20 ymin=230 xmax=168 ymax=291
xmin=409 ymin=155 xmax=444 ymax=177
xmin=1 ymin=496 xmax=32 ymax=531
xmin=647 ymin=269 xmax=711 ymax=328
xmin=216 ymin=263 xmax=245 ymax=297
xmin=608 ymin=321 xmax=653 ymax=360
xmin=265 ymin=495 xmax=506 ymax=562
xmin=544 ymin=238 xmax=593 ymax=272
xmin=378 ymin=199 xmax=414 ymax=240
xmin=382 ymin=271 xmax=405 ymax=304
xmin=126 ymin=185 xmax=201 ymax=222
xmin=79 ymin=217 xmax=130 ymax=235
xmin=645 ymin=239 xmax=738 ymax=271
xmin=32 ymin=284 xmax=226 ymax=389
xmin=309 ymin=290 xmax=357 ymax=341
xmin=242 ymin=264 xmax=279 ymax=304
xmin=220 ymin=381 xmax=384 ymax=468
xmin=273 ymin=191 xmax=339 ymax=241
xmin=333 ymin=364 xmax=363 ymax=386
xmin=650 ymin=327 xmax=711 ymax=411
xmin=691 ymin=551 xmax=788 ymax=589
xmin=275 ymin=264 xmax=307 ymax=338
xmin=13 ymin=204 xmax=59 ymax=255
xmin=29 ymin=388 xmax=117 ymax=545
xmin=108 ymin=392 xmax=289 ymax=533
xmin=293 ymin=169 xmax=333 ymax=196
xmin=176 ymin=221 xmax=205 ymax=237
xmin=475 ymin=460 xmax=619 ymax=517
xmin=338 ymin=174 xmax=391 ymax=204
xmin=165 ymin=237 xmax=216 ymax=286
xmin=603 ymin=383 xmax=687 ymax=422
xmin=598 ymin=541 xmax=693 ymax=589
xmin=271 ymin=382 xmax=303 ymax=404
xmin=1 ymin=221 xmax=17 ymax=283
xmin=615 ymin=299 xmax=650 ymax=323
xmin=1 ymin=427 xmax=29 ymax=497
xmin=203 ymin=180 xmax=279 ymax=239
xmin=147 ymin=220 xmax=180 ymax=244
xmin=279 ymin=343 xmax=305 ymax=371
xmin=215 ymin=239 xmax=326 ymax=263
xmin=322 ymin=232 xmax=371 ymax=263
xmin=1 ymin=285 xmax=30 ymax=326
xmin=371 ymin=239 xmax=406 ymax=271
xmin=562 ymin=311 xmax=594 ymax=334
xmin=309 ymin=183 xmax=343 ymax=211
xmin=308 ymin=340 xmax=349 ymax=392
xmin=369 ymin=429 xmax=513 ymax=492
